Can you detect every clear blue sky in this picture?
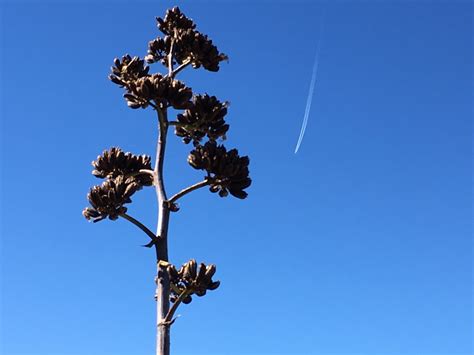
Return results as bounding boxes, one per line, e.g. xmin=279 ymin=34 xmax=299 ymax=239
xmin=1 ymin=1 xmax=472 ymax=354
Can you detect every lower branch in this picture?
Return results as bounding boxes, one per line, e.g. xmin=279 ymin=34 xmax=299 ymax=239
xmin=119 ymin=213 xmax=158 ymax=244
xmin=162 ymin=288 xmax=191 ymax=325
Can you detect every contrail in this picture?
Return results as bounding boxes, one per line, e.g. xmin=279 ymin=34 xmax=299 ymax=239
xmin=294 ymin=17 xmax=325 ymax=154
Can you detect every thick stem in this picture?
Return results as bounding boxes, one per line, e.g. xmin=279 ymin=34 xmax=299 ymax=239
xmin=154 ymin=107 xmax=171 ymax=355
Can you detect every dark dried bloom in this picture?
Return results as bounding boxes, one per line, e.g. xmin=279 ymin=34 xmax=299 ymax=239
xmin=167 ymin=259 xmax=220 ymax=304
xmin=109 ymin=54 xmax=150 ymax=87
xmin=150 ymin=7 xmax=227 ymax=72
xmin=145 ymin=36 xmax=172 ymax=64
xmin=82 ymin=176 xmax=140 ymax=222
xmin=188 ymin=141 xmax=251 ymax=199
xmin=92 ymin=147 xmax=153 ymax=186
xmin=175 ymin=94 xmax=229 ymax=145
xmin=177 ymin=29 xmax=227 ymax=72
xmin=157 ymin=7 xmax=196 ymax=35
xmin=123 ymin=73 xmax=192 ymax=110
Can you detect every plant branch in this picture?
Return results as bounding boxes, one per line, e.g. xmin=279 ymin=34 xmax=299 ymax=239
xmin=168 ymin=180 xmax=210 ymax=204
xmin=171 ymin=60 xmax=191 ymax=78
xmin=126 ymin=169 xmax=155 ymax=179
xmin=164 ymin=60 xmax=191 ymax=80
xmin=162 ymin=288 xmax=192 ymax=325
xmin=119 ymin=212 xmax=158 ymax=242
xmin=168 ymin=39 xmax=174 ymax=76
xmin=148 ymin=100 xmax=158 ymax=110
xmin=139 ymin=169 xmax=155 ymax=175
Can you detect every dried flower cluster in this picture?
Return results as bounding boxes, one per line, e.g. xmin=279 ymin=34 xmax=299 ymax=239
xmin=175 ymin=94 xmax=229 ymax=145
xmin=167 ymin=260 xmax=220 ymax=304
xmin=105 ymin=6 xmax=251 ymax=200
xmin=83 ymin=148 xmax=152 ymax=222
xmin=92 ymin=147 xmax=153 ymax=186
xmin=146 ymin=7 xmax=227 ymax=72
xmin=109 ymin=55 xmax=150 ymax=85
xmin=83 ymin=176 xmax=141 ymax=222
xmin=110 ymin=58 xmax=193 ymax=110
xmin=188 ymin=141 xmax=251 ymax=199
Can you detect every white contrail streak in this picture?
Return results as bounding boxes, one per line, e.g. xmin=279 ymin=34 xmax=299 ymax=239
xmin=294 ymin=19 xmax=325 ymax=154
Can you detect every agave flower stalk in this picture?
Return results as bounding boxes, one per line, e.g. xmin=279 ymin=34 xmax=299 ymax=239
xmin=154 ymin=106 xmax=171 ymax=354
xmin=83 ymin=7 xmax=251 ymax=355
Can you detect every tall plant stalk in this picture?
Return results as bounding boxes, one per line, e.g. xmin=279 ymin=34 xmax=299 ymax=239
xmin=154 ymin=107 xmax=171 ymax=354
xmin=82 ymin=7 xmax=251 ymax=355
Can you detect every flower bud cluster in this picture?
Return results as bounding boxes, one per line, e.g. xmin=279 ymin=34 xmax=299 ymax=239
xmin=188 ymin=142 xmax=251 ymax=199
xmin=83 ymin=147 xmax=152 ymax=222
xmin=167 ymin=259 xmax=220 ymax=304
xmin=146 ymin=7 xmax=227 ymax=72
xmin=175 ymin=94 xmax=229 ymax=145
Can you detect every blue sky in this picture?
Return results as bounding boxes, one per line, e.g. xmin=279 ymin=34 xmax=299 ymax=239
xmin=1 ymin=1 xmax=472 ymax=354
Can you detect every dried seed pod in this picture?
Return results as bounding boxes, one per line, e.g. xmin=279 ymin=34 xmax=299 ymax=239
xmin=168 ymin=202 xmax=180 ymax=212
xmin=182 ymin=295 xmax=193 ymax=304
xmin=195 ymin=263 xmax=207 ymax=284
xmin=167 ymin=264 xmax=179 ymax=281
xmin=195 ymin=289 xmax=206 ymax=297
xmin=207 ymin=280 xmax=220 ymax=291
xmin=204 ymin=264 xmax=217 ymax=280
xmin=182 ymin=259 xmax=197 ymax=282
xmin=82 ymin=207 xmax=102 ymax=222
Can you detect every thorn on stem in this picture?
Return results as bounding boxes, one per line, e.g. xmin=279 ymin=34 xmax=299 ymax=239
xmin=142 ymin=236 xmax=160 ymax=248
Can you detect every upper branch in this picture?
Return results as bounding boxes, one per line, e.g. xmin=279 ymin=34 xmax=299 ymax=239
xmin=168 ymin=180 xmax=210 ymax=204
xmin=126 ymin=169 xmax=155 ymax=179
xmin=171 ymin=60 xmax=191 ymax=79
